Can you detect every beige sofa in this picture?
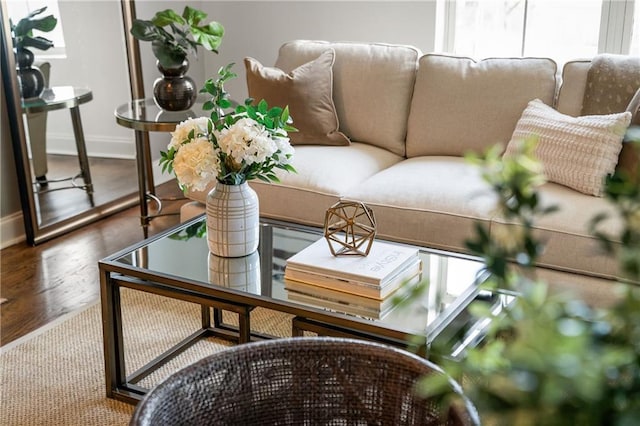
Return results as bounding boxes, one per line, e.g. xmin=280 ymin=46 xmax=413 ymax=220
xmin=181 ymin=40 xmax=640 ymax=281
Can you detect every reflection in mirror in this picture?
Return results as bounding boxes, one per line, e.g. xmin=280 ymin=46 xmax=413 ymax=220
xmin=1 ymin=0 xmax=140 ymax=244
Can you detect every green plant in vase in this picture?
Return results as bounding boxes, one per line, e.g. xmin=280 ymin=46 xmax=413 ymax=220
xmin=130 ymin=6 xmax=224 ymax=111
xmin=130 ymin=6 xmax=223 ymax=68
xmin=10 ymin=6 xmax=57 ymax=98
xmin=159 ymin=63 xmax=297 ymax=189
xmin=159 ymin=63 xmax=297 ymax=257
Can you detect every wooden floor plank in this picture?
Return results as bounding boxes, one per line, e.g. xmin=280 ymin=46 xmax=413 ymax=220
xmin=0 ymin=181 xmax=188 ymax=346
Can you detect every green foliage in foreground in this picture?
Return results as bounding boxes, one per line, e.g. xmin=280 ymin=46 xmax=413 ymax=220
xmin=417 ymin=133 xmax=640 ymax=425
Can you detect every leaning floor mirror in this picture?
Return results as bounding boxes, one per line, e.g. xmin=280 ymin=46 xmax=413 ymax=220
xmin=1 ymin=0 xmax=141 ymax=245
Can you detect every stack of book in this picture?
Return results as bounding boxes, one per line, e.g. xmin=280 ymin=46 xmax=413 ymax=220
xmin=284 ymin=238 xmax=422 ymax=319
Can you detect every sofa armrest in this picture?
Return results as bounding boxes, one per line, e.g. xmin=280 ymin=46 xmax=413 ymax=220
xmin=615 ymin=88 xmax=640 ymax=181
xmin=617 ymin=127 xmax=640 ymax=182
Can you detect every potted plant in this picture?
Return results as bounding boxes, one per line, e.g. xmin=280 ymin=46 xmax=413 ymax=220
xmin=159 ymin=63 xmax=297 ymax=257
xmin=130 ymin=6 xmax=224 ymax=111
xmin=9 ymin=6 xmax=57 ymax=98
xmin=414 ymin=133 xmax=640 ymax=425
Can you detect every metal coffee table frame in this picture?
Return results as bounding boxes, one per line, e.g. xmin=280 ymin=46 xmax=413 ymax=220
xmin=99 ymin=216 xmax=487 ymax=405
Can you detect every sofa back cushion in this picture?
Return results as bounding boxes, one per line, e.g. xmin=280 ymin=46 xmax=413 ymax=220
xmin=406 ymin=54 xmax=557 ymax=157
xmin=275 ymin=40 xmax=421 ymax=156
xmin=555 ymin=59 xmax=591 ymax=117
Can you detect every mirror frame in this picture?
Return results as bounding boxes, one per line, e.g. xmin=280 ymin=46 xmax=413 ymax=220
xmin=1 ymin=0 xmax=142 ymax=245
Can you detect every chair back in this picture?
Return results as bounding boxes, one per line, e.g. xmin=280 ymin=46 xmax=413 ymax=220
xmin=130 ymin=337 xmax=479 ymax=426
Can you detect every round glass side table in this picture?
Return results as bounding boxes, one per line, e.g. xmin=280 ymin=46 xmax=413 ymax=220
xmin=23 ymin=86 xmax=94 ymax=205
xmin=114 ymin=97 xmax=207 ymax=236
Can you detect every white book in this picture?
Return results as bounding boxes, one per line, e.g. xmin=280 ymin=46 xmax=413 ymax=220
xmin=285 ymin=257 xmax=422 ymax=300
xmin=285 ymin=269 xmax=421 ymax=311
xmin=287 ymin=290 xmax=400 ymax=319
xmin=285 ymin=237 xmax=421 ymax=288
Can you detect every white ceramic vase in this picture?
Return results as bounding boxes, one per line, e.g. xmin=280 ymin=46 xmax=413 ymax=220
xmin=206 ymin=182 xmax=259 ymax=257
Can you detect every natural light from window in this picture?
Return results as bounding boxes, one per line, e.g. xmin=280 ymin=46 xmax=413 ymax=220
xmin=524 ymin=1 xmax=602 ymax=64
xmin=450 ymin=0 xmax=634 ymax=67
xmin=631 ymin=1 xmax=640 ymax=56
xmin=453 ymin=0 xmax=528 ymax=58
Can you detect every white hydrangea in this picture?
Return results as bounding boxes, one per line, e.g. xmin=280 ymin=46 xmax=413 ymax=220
xmin=163 ymin=111 xmax=295 ymax=189
xmin=245 ymin=132 xmax=278 ymax=165
xmin=172 ymin=137 xmax=219 ymax=192
xmin=215 ymin=117 xmax=279 ymax=165
xmin=168 ymin=117 xmax=211 ymax=150
xmin=273 ymin=136 xmax=295 ymax=165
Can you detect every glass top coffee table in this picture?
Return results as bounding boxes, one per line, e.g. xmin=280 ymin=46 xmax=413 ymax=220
xmin=99 ymin=215 xmax=502 ymax=404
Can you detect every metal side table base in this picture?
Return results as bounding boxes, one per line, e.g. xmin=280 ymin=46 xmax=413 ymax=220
xmin=116 ymin=98 xmax=203 ymax=237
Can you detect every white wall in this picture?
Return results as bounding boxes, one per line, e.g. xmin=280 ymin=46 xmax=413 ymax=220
xmin=207 ymin=1 xmax=437 ymax=100
xmin=44 ymin=0 xmax=133 ymax=159
xmin=136 ymin=1 xmax=437 ymax=99
xmin=1 ymin=0 xmax=438 ymax=245
xmin=133 ymin=1 xmax=437 ymax=178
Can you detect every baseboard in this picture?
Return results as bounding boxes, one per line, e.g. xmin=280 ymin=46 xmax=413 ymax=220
xmin=45 ymin=133 xmax=135 ymax=159
xmin=0 ymin=212 xmax=26 ymax=249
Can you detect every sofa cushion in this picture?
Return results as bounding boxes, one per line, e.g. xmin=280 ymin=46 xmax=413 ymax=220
xmin=249 ymin=142 xmax=403 ymax=227
xmin=556 ymin=59 xmax=591 ymax=117
xmin=244 ymin=50 xmax=350 ymax=146
xmin=493 ymin=182 xmax=621 ymax=278
xmin=275 ymin=40 xmax=421 ymax=156
xmin=342 ymin=157 xmax=497 ymax=254
xmin=505 ymin=99 xmax=631 ymax=196
xmin=406 ymin=54 xmax=557 ymax=158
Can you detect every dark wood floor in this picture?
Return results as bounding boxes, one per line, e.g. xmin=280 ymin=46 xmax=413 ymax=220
xmin=0 ymin=181 xmax=188 ymax=347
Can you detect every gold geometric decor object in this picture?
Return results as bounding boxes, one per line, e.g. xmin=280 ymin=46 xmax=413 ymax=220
xmin=323 ymin=200 xmax=376 ymax=256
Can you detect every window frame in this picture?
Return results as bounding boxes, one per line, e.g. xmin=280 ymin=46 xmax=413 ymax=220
xmin=599 ymin=0 xmax=635 ymax=54
xmin=436 ymin=0 xmax=637 ymax=57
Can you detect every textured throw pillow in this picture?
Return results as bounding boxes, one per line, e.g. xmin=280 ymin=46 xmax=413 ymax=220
xmin=244 ymin=50 xmax=350 ymax=146
xmin=504 ymin=99 xmax=632 ymax=197
xmin=581 ymin=54 xmax=640 ymax=116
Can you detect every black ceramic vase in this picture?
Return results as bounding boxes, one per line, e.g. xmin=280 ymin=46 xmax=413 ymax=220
xmin=15 ymin=48 xmax=45 ymax=99
xmin=153 ymin=59 xmax=197 ymax=112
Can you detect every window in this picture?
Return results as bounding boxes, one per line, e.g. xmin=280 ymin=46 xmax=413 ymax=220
xmin=440 ymin=0 xmax=637 ymax=66
xmin=628 ymin=0 xmax=640 ymax=55
xmin=6 ymin=0 xmax=66 ymax=58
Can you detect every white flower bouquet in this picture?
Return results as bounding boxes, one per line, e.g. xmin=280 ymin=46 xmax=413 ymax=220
xmin=160 ymin=64 xmax=296 ymax=190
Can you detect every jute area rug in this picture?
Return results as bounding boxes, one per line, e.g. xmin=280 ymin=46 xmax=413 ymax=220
xmin=0 ymin=288 xmax=293 ymax=425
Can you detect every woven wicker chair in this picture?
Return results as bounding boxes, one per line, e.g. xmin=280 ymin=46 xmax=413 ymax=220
xmin=130 ymin=337 xmax=479 ymax=426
